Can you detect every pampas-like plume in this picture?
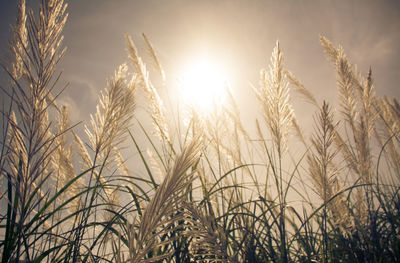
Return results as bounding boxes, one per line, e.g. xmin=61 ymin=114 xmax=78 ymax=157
xmin=336 ymin=48 xmax=358 ymax=131
xmin=308 ymin=102 xmax=338 ymax=204
xmin=142 ymin=33 xmax=166 ymax=82
xmin=52 ymin=106 xmax=81 ymax=212
xmin=308 ymin=102 xmax=354 ymax=260
xmin=4 ymin=0 xmax=67 ymax=204
xmin=320 ymin=36 xmax=339 ymax=64
xmin=73 ymin=131 xmax=93 ymax=169
xmin=6 ymin=112 xmax=27 ymax=178
xmin=307 ymin=102 xmax=350 ymax=224
xmin=1 ymin=0 xmax=68 ymax=261
xmin=126 ymin=34 xmax=170 ymax=144
xmin=86 ymin=64 xmax=137 ymax=158
xmin=254 ymin=40 xmax=295 ymax=263
xmin=320 ymin=36 xmax=375 ymax=186
xmin=82 ymin=64 xmax=137 ymax=225
xmin=285 ymin=70 xmax=318 ymax=107
xmin=126 ymin=138 xmax=201 ymax=263
xmin=183 ymin=201 xmax=230 ymax=262
xmin=376 ymin=97 xmax=400 ymax=181
xmin=11 ymin=0 xmax=27 ymax=80
xmin=255 ymin=41 xmax=294 ymax=157
xmin=320 ymin=37 xmax=357 ymax=125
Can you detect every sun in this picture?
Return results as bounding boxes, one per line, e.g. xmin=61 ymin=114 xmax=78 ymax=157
xmin=179 ymin=57 xmax=228 ymax=112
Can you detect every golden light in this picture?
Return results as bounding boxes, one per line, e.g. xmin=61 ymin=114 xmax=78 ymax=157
xmin=179 ymin=57 xmax=228 ymax=112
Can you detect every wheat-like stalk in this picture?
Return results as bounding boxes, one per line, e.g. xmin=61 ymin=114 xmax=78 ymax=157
xmin=0 ymin=0 xmax=69 ymax=261
xmin=11 ymin=0 xmax=27 ymax=80
xmin=254 ymin=40 xmax=296 ymax=263
xmin=125 ymin=138 xmax=201 ymax=263
xmin=51 ymin=106 xmax=81 ymax=212
xmin=4 ymin=0 xmax=67 ymax=207
xmin=183 ymin=201 xmax=231 ymax=263
xmin=72 ymin=130 xmax=93 ymax=169
xmin=142 ymin=33 xmax=166 ymax=82
xmin=255 ymin=41 xmax=294 ymax=158
xmin=126 ymin=34 xmax=170 ymax=144
xmin=320 ymin=36 xmax=376 ymax=188
xmin=86 ymin=64 xmax=137 ymax=158
xmin=63 ymin=60 xmax=138 ymax=259
xmin=285 ymin=70 xmax=318 ymax=107
xmin=375 ymin=97 xmax=400 ymax=182
xmin=74 ymin=64 xmax=137 ymax=225
xmin=6 ymin=112 xmax=27 ymax=178
xmin=307 ymin=102 xmax=351 ymax=233
xmin=308 ymin=102 xmax=338 ymax=204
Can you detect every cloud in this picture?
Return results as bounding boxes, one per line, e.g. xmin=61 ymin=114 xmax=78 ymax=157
xmin=57 ymin=75 xmax=99 ymax=125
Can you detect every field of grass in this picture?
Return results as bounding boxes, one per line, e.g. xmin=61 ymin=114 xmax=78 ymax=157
xmin=1 ymin=0 xmax=399 ymax=262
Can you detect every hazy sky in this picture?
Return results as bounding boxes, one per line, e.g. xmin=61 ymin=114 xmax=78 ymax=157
xmin=1 ymin=0 xmax=400 ymax=132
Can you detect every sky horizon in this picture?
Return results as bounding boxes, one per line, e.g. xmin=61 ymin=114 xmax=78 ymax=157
xmin=1 ymin=0 xmax=399 ymax=134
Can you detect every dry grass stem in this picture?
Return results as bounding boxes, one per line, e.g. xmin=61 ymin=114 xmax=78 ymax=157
xmin=86 ymin=64 xmax=137 ymax=158
xmin=126 ymin=138 xmax=201 ymax=262
xmin=126 ymin=34 xmax=170 ymax=144
xmin=255 ymin=41 xmax=294 ymax=157
xmin=142 ymin=33 xmax=166 ymax=82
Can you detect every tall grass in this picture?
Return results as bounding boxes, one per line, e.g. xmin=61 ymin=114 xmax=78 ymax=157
xmin=1 ymin=0 xmax=399 ymax=262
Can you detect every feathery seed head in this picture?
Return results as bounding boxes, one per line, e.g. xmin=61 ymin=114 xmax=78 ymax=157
xmin=86 ymin=64 xmax=137 ymax=156
xmin=256 ymin=41 xmax=294 ymax=155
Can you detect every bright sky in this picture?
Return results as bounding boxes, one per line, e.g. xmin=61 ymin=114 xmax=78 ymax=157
xmin=1 ymin=0 xmax=400 ymax=130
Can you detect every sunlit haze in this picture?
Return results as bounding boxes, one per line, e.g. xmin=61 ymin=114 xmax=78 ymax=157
xmin=1 ymin=0 xmax=399 ymax=126
xmin=180 ymin=56 xmax=228 ymax=112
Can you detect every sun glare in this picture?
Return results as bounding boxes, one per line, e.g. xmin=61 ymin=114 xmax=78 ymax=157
xmin=180 ymin=57 xmax=228 ymax=112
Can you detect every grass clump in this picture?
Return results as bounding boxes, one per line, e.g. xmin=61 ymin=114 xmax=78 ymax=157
xmin=1 ymin=0 xmax=399 ymax=262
